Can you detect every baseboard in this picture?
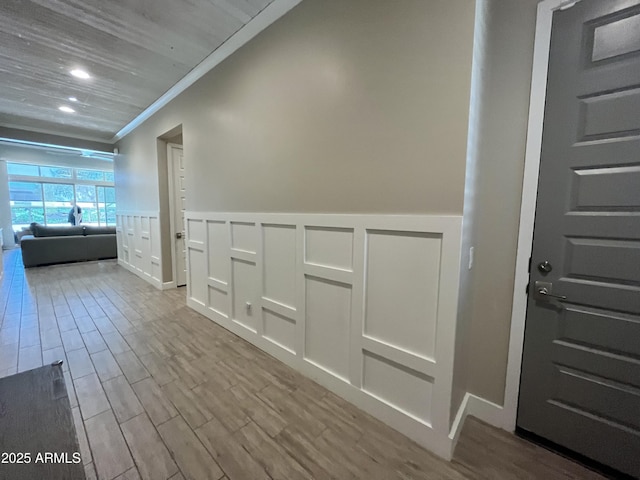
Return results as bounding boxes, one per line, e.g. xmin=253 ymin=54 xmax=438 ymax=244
xmin=117 ymin=259 xmax=163 ymax=290
xmin=449 ymin=393 xmax=471 ymax=447
xmin=467 ymin=394 xmax=506 ymax=429
xmin=449 ymin=392 xmax=508 ymax=453
xmin=161 ymin=281 xmax=176 ymax=290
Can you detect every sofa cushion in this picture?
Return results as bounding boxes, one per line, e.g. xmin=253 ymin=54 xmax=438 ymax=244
xmin=86 ymin=234 xmax=118 ymax=259
xmin=83 ymin=225 xmax=116 ymax=236
xmin=21 ymin=235 xmax=89 ymax=267
xmin=31 ymin=224 xmax=84 ymax=237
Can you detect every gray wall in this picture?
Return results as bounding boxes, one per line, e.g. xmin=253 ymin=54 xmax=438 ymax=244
xmin=451 ymin=0 xmax=489 ymax=423
xmin=0 ymin=161 xmax=14 ymax=248
xmin=453 ymin=0 xmax=539 ymax=408
xmin=116 ymin=0 xmax=476 ymax=215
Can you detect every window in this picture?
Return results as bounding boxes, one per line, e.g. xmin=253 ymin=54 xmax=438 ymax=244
xmin=97 ymin=186 xmax=116 ymax=225
xmin=76 ymin=169 xmax=104 ymax=181
xmin=43 ymin=183 xmax=74 ymax=225
xmin=9 ymin=182 xmax=44 ymax=227
xmin=7 ymin=162 xmax=116 ymax=230
xmin=7 ymin=164 xmax=39 ymax=176
xmin=76 ymin=184 xmax=98 ymax=224
xmin=40 ymin=166 xmax=73 ymax=179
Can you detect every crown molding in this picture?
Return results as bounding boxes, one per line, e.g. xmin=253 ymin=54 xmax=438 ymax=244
xmin=111 ymin=0 xmax=302 ymax=143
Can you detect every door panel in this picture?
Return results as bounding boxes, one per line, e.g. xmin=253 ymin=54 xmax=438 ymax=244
xmin=561 ymin=306 xmax=640 ymax=357
xmin=517 ymin=1 xmax=640 ymax=477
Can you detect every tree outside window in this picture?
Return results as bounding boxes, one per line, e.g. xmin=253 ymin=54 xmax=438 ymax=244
xmin=43 ymin=183 xmax=74 ymax=224
xmin=9 ymin=182 xmax=44 ymax=227
xmin=76 ymin=184 xmax=98 ymax=224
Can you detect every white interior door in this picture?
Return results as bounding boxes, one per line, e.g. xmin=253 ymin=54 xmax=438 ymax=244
xmin=169 ymin=144 xmax=187 ymax=287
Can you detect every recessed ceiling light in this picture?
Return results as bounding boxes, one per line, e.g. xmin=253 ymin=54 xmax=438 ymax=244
xmin=59 ymin=106 xmax=75 ymax=113
xmin=68 ymin=96 xmax=78 ymax=102
xmin=70 ymin=69 xmax=90 ymax=79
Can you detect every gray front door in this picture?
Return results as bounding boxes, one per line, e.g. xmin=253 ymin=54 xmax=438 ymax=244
xmin=517 ymin=1 xmax=640 ymax=477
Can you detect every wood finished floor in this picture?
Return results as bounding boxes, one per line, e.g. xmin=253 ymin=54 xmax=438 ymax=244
xmin=0 ymin=249 xmax=605 ymax=480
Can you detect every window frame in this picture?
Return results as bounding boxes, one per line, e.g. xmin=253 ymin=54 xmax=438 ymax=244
xmin=7 ymin=163 xmax=115 ymax=229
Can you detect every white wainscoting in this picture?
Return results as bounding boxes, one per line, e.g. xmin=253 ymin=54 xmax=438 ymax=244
xmin=185 ymin=212 xmax=462 ymax=459
xmin=116 ymin=211 xmax=164 ymax=289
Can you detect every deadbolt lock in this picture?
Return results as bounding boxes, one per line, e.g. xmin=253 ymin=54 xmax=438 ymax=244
xmin=538 ymin=260 xmax=553 ymax=273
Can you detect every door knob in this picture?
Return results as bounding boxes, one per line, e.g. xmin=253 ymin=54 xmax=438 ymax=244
xmin=176 ymin=232 xmax=183 ymax=239
xmin=537 ymin=287 xmax=567 ymax=300
xmin=534 ymin=281 xmax=567 ymax=300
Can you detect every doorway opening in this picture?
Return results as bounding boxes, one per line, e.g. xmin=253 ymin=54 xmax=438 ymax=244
xmin=157 ymin=126 xmax=185 ymax=288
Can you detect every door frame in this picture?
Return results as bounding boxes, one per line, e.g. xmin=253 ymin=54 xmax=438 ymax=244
xmin=503 ymin=0 xmax=584 ymax=431
xmin=167 ymin=142 xmax=185 ymax=288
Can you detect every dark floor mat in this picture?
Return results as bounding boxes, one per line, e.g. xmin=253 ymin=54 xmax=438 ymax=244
xmin=0 ymin=364 xmax=85 ymax=480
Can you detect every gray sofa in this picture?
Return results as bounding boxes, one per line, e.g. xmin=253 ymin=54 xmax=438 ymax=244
xmin=21 ymin=224 xmax=117 ymax=267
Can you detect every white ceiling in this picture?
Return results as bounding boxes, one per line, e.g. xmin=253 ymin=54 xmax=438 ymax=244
xmin=0 ymin=0 xmax=275 ymax=142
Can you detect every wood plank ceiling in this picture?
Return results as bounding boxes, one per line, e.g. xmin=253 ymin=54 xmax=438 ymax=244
xmin=0 ymin=0 xmax=273 ymax=141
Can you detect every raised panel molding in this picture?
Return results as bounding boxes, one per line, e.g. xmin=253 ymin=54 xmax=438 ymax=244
xmin=184 ymin=212 xmax=462 ymax=460
xmin=116 ymin=211 xmax=164 ymax=290
xmin=263 ymin=308 xmax=296 ymax=353
xmin=305 ymin=226 xmax=354 ymax=271
xmin=207 ymin=220 xmax=228 ymax=284
xmin=231 ymin=221 xmax=258 ymax=253
xmin=262 ymin=224 xmax=296 ymax=309
xmin=363 ymin=350 xmax=434 ymax=424
xmin=364 ymin=230 xmax=441 ymax=360
xmin=304 ymin=275 xmax=352 ymax=381
xmin=231 ymin=258 xmax=259 ymax=332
